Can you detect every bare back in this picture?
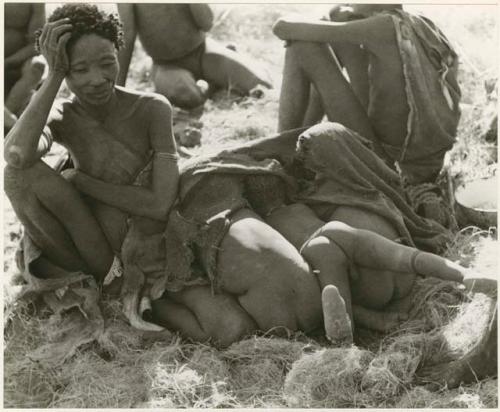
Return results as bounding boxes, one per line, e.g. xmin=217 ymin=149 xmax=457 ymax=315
xmin=134 ymin=4 xmax=205 ymax=62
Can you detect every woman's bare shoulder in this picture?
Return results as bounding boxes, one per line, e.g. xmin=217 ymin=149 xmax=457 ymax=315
xmin=115 ymin=86 xmax=171 ymax=116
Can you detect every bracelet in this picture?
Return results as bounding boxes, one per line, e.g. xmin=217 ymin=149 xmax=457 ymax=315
xmin=155 ymin=151 xmax=180 ymax=162
xmin=410 ymin=250 xmax=420 ymax=274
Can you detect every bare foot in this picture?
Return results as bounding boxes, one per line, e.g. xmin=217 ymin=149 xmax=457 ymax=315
xmin=322 ymin=285 xmax=353 ymax=346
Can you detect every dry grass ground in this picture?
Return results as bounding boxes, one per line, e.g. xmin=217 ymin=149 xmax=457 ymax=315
xmin=3 ymin=4 xmax=498 ymax=408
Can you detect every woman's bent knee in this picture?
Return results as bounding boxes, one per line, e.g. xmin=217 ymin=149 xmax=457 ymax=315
xmin=302 ymin=235 xmax=347 ymax=266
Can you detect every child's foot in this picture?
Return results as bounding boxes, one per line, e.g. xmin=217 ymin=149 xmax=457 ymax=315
xmin=322 ymin=285 xmax=353 ymax=346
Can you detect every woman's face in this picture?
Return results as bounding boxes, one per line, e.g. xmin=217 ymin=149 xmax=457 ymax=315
xmin=66 ymin=33 xmax=119 ymax=106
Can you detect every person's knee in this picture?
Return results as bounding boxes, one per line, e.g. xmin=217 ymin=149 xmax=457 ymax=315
xmin=302 ymin=235 xmax=348 ymax=267
xmin=153 ymin=67 xmax=206 ymax=109
xmin=169 ymin=87 xmax=206 ymax=109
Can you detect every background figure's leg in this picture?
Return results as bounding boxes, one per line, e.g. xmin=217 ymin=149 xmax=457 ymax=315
xmin=279 ymin=41 xmax=375 ymax=141
xmin=152 ymin=63 xmax=207 ymax=109
xmin=278 ymin=43 xmax=312 ymax=131
xmin=330 ymin=41 xmax=370 ymax=110
xmin=152 ymin=286 xmax=257 ymax=347
xmin=301 ymin=42 xmax=370 ymax=128
xmin=302 ymin=85 xmax=325 ymax=128
xmin=4 ymin=162 xmax=114 ymax=279
xmin=5 ymin=57 xmax=46 ymax=116
xmin=201 ymin=38 xmax=272 ymax=95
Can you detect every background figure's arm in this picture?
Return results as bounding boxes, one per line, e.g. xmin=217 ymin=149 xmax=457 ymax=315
xmin=189 ymin=4 xmax=214 ymax=32
xmin=117 ymin=3 xmax=137 ymax=86
xmin=272 ymin=14 xmax=395 ymax=51
xmin=71 ymin=97 xmax=179 ymax=221
xmin=5 ymin=4 xmax=46 ymax=68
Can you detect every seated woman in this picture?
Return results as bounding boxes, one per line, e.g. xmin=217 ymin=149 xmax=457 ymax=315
xmin=4 ymin=5 xmax=179 ymax=295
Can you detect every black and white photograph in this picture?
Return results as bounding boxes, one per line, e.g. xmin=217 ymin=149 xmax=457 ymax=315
xmin=3 ymin=1 xmax=498 ymax=408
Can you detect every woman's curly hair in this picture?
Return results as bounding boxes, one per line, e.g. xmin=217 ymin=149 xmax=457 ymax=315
xmin=35 ymin=3 xmax=124 ymax=53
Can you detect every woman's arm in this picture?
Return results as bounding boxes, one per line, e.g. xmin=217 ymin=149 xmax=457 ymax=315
xmin=70 ymin=97 xmax=179 ymax=221
xmin=4 ymin=19 xmax=72 ymax=168
xmin=116 ymin=4 xmax=137 ymax=86
xmin=188 ymin=4 xmax=214 ymax=32
xmin=272 ymin=14 xmax=395 ymax=50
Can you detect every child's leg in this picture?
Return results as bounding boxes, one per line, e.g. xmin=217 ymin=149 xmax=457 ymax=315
xmin=318 ymin=221 xmax=466 ymax=283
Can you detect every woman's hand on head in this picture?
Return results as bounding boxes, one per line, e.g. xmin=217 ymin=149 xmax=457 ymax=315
xmin=38 ymin=18 xmax=72 ymax=76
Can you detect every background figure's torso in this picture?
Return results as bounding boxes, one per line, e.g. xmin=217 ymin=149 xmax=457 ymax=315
xmin=135 ymin=4 xmax=206 ymax=63
xmin=4 ymin=3 xmax=32 ymax=58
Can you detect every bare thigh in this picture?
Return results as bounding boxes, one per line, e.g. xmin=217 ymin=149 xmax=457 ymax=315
xmin=201 ymin=38 xmax=272 ymax=93
xmin=217 ymin=208 xmax=322 ymax=333
xmin=153 ymin=285 xmax=257 ymax=347
xmin=329 ymin=206 xmax=415 ymax=308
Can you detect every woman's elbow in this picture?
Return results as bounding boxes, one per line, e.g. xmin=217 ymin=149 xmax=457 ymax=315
xmin=4 ymin=144 xmax=30 ymax=169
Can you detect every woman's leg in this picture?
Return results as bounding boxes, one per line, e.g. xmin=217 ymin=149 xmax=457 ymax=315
xmin=201 ymin=38 xmax=272 ymax=95
xmin=4 ymin=161 xmax=114 ymax=280
xmin=152 ymin=285 xmax=257 ymax=348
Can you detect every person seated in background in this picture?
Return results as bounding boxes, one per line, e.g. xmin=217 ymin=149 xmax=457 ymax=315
xmin=4 ymin=3 xmax=47 ymax=132
xmin=4 ymin=4 xmax=179 ymax=288
xmin=272 ymin=4 xmax=461 ymax=226
xmin=116 ymin=3 xmax=273 ymax=109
